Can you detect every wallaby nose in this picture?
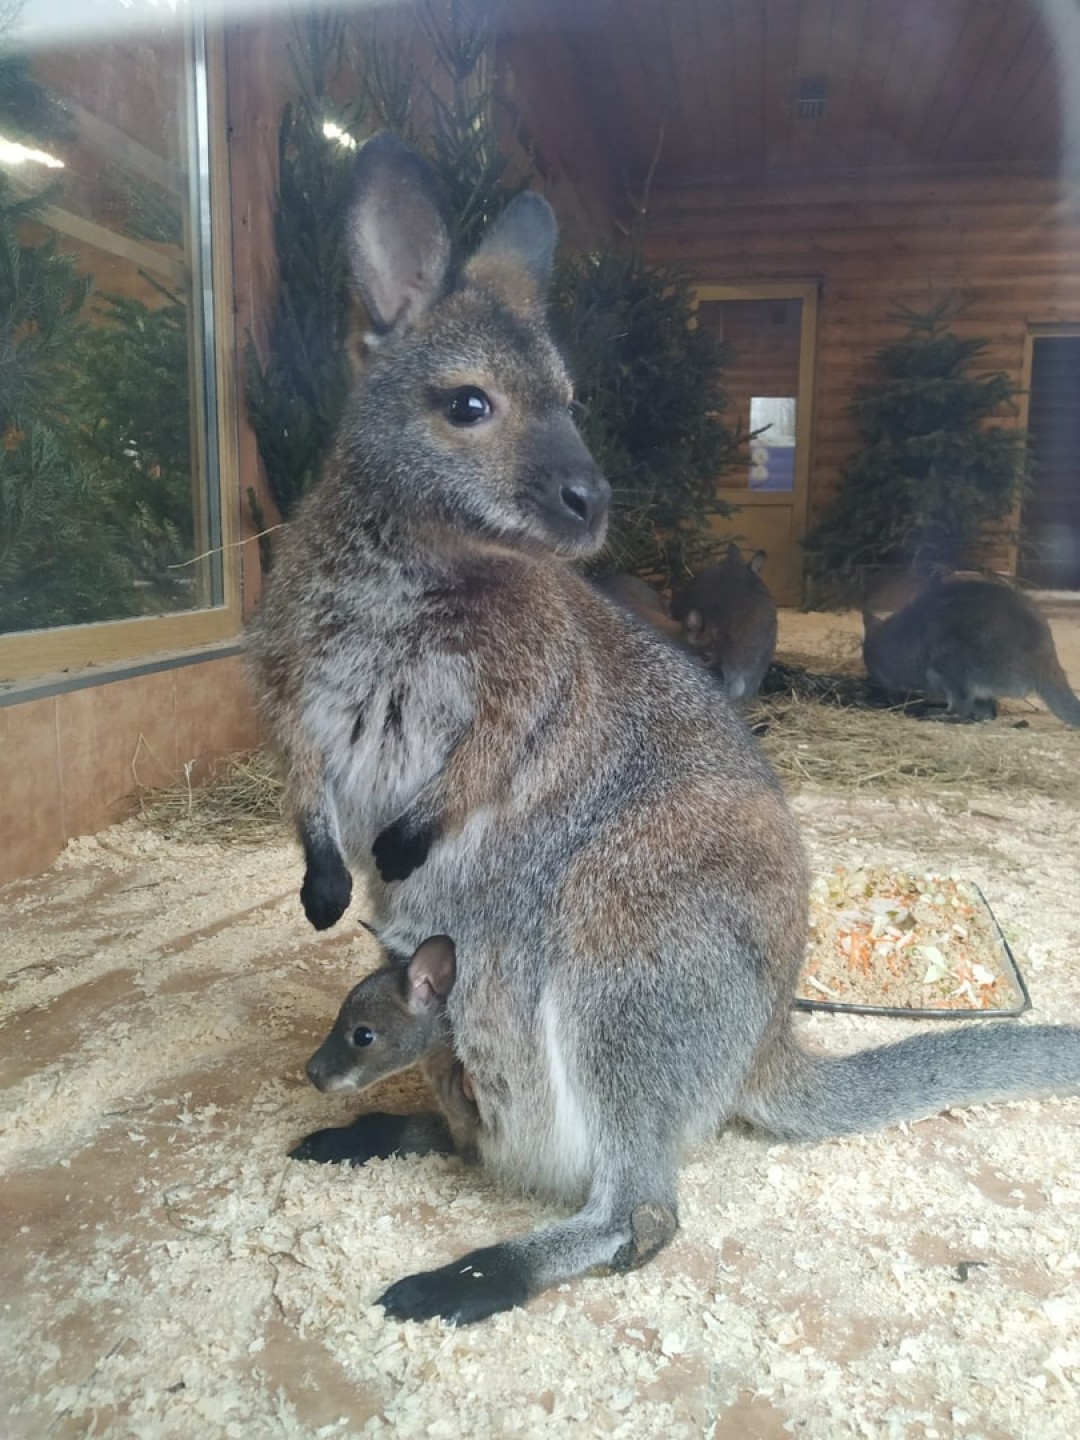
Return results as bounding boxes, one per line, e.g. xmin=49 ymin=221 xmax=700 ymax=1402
xmin=558 ymin=473 xmax=609 ymax=530
xmin=305 ymin=1055 xmax=325 ymax=1091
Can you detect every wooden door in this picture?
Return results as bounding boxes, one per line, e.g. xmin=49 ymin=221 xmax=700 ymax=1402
xmin=693 ymin=283 xmax=819 ymax=606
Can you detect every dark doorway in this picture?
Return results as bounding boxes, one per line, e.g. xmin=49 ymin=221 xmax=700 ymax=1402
xmin=1020 ymin=335 xmax=1080 ymax=589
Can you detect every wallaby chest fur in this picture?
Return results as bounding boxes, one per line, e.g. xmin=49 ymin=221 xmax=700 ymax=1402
xmin=863 ymin=578 xmax=1080 ymax=725
xmin=249 ymin=135 xmax=1080 ymax=1327
xmin=670 ymin=545 xmax=778 ymax=701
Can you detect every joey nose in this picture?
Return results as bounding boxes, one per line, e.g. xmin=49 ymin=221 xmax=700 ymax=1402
xmin=305 ymin=1056 xmax=325 ymax=1091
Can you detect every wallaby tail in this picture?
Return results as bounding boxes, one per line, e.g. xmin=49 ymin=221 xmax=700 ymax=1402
xmin=1037 ymin=663 xmax=1080 ymax=727
xmin=740 ymin=1025 xmax=1080 ymax=1142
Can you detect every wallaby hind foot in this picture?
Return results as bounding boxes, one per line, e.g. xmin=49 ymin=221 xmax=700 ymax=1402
xmin=377 ymin=1205 xmax=678 ymax=1327
xmin=379 ymin=1152 xmax=680 ymax=1325
xmin=606 ymin=1203 xmax=679 ymax=1274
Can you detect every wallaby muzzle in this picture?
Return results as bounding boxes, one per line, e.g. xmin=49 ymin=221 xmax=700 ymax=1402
xmin=529 ymin=417 xmax=610 ymax=546
xmin=305 ymin=1038 xmax=352 ymax=1092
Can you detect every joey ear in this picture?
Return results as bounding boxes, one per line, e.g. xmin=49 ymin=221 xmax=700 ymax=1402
xmin=346 ymin=133 xmax=452 ymax=334
xmin=464 ymin=191 xmax=557 ymax=305
xmin=749 ymin=550 xmax=767 ymax=575
xmin=725 ymin=542 xmax=741 ymax=564
xmin=684 ymin=607 xmax=704 ymax=638
xmin=406 ymin=935 xmax=457 ymax=1011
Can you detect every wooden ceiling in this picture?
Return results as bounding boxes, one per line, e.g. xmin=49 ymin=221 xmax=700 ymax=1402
xmin=501 ymin=0 xmax=1074 ymax=187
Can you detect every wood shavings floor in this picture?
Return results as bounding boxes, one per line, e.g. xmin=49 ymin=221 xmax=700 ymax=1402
xmin=4 ymin=612 xmax=1080 ymax=1439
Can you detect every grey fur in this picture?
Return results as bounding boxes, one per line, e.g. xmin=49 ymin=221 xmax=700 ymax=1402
xmin=670 ymin=544 xmax=778 ymax=701
xmin=590 ymin=573 xmax=686 ymax=648
xmin=248 ymin=135 xmax=1080 ymax=1326
xmin=863 ymin=577 xmax=1080 ymax=726
xmin=304 ymin=936 xmax=479 ymax=1162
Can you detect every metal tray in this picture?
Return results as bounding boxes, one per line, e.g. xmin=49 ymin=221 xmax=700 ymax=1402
xmin=792 ymin=882 xmax=1032 ymax=1021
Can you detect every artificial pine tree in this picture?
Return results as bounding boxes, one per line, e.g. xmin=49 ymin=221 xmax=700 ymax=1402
xmin=0 ymin=47 xmax=139 ymax=632
xmin=1 ymin=41 xmax=195 ymax=631
xmin=243 ymin=11 xmax=365 ymax=547
xmin=804 ymin=297 xmax=1028 ymax=599
xmin=552 ymin=248 xmax=741 ymax=584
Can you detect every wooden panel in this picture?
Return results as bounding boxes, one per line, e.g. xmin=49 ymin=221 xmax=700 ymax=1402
xmin=500 ymin=0 xmax=1064 ymax=186
xmin=646 ymin=171 xmax=1080 ymax=572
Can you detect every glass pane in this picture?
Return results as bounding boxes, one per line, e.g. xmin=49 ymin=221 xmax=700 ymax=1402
xmin=0 ymin=13 xmax=219 ymax=635
xmin=698 ymin=298 xmax=803 ymax=493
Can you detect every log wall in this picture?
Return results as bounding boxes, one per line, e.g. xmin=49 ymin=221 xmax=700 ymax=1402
xmin=644 ymin=170 xmax=1080 ymax=561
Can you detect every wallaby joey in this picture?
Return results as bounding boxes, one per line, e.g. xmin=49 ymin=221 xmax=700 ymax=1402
xmin=248 ymin=134 xmax=1080 ymax=1328
xmin=863 ymin=578 xmax=1080 ymax=726
xmin=299 ymin=935 xmax=479 ymax=1165
xmin=670 ymin=544 xmax=778 ymax=701
xmin=590 ymin=572 xmax=685 ymax=646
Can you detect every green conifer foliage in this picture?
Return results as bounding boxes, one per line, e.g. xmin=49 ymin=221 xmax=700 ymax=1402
xmin=804 ymin=297 xmax=1028 ymax=598
xmin=243 ymin=13 xmax=363 ymax=528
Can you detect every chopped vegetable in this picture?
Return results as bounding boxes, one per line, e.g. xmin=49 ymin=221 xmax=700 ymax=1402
xmin=799 ymin=867 xmax=1023 ymax=1012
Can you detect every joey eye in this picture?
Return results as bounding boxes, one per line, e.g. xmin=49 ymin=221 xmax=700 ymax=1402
xmin=568 ymin=399 xmax=587 ymax=421
xmin=351 ymin=1026 xmax=375 ymax=1048
xmin=445 ymin=386 xmax=493 ymax=425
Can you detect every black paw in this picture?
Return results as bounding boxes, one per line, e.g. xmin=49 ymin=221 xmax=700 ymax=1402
xmin=372 ymin=817 xmax=435 ymax=883
xmin=378 ymin=1244 xmax=531 ymax=1326
xmin=300 ymin=852 xmax=352 ymax=930
xmin=288 ymin=1113 xmax=411 ymax=1166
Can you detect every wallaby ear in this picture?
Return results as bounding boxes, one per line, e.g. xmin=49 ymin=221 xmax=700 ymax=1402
xmin=463 ymin=191 xmax=557 ymax=305
xmin=406 ymin=935 xmax=457 ymax=1012
xmin=346 ymin=133 xmax=452 ymax=334
xmin=684 ymin=607 xmax=704 ymax=638
xmin=749 ymin=550 xmax=767 ymax=575
xmin=725 ymin=542 xmax=741 ymax=564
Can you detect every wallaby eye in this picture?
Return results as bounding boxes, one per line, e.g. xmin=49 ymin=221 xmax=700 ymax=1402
xmin=568 ymin=399 xmax=587 ymax=421
xmin=445 ymin=386 xmax=493 ymax=425
xmin=351 ymin=1025 xmax=375 ymax=1048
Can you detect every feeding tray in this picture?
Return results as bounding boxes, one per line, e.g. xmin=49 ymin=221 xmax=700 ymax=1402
xmin=794 ymin=867 xmax=1030 ymax=1020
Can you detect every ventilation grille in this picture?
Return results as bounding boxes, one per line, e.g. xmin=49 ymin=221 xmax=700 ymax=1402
xmin=795 ymin=77 xmax=827 ymax=121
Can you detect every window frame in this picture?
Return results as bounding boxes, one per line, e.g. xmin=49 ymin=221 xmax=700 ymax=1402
xmin=0 ymin=23 xmax=241 ymax=685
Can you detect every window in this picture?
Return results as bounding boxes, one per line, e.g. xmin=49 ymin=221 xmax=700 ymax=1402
xmin=0 ymin=7 xmax=237 ymax=682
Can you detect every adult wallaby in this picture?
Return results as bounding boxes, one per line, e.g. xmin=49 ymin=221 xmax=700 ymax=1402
xmin=300 ymin=935 xmax=479 ymax=1164
xmin=248 ymin=134 xmax=1080 ymax=1327
xmin=863 ymin=577 xmax=1080 ymax=725
xmin=670 ymin=544 xmax=778 ymax=701
xmin=590 ymin=572 xmax=685 ymax=647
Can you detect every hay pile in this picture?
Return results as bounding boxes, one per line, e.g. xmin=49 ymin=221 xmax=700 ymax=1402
xmin=137 ymin=748 xmax=286 ymax=842
xmin=136 ymin=664 xmax=1080 ymax=842
xmin=752 ymin=689 xmax=1080 ymax=801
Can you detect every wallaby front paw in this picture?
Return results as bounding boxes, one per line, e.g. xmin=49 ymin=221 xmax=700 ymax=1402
xmin=288 ymin=1113 xmax=413 ymax=1165
xmin=372 ymin=817 xmax=434 ymax=882
xmin=300 ymin=856 xmax=352 ymax=930
xmin=378 ymin=1244 xmax=531 ymax=1325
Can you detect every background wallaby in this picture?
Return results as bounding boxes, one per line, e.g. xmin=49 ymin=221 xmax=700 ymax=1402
xmin=299 ymin=935 xmax=479 ymax=1164
xmin=248 ymin=133 xmax=1080 ymax=1328
xmin=590 ymin=572 xmax=685 ymax=647
xmin=863 ymin=577 xmax=1080 ymax=725
xmin=670 ymin=544 xmax=778 ymax=701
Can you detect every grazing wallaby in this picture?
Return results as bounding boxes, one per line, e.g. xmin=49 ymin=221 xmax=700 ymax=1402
xmin=248 ymin=134 xmax=1080 ymax=1328
xmin=590 ymin=572 xmax=685 ymax=647
xmin=299 ymin=935 xmax=479 ymax=1164
xmin=670 ymin=544 xmax=778 ymax=701
xmin=863 ymin=577 xmax=1080 ymax=725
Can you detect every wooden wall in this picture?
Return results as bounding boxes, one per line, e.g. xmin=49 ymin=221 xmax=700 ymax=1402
xmin=644 ymin=170 xmax=1080 ymax=557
